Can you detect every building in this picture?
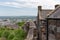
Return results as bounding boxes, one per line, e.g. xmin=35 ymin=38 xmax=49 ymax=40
xmin=37 ymin=5 xmax=60 ymax=40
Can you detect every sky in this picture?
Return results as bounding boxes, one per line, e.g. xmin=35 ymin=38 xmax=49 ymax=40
xmin=0 ymin=0 xmax=60 ymax=16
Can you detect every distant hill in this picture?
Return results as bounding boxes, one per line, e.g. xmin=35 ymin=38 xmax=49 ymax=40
xmin=0 ymin=16 xmax=36 ymax=20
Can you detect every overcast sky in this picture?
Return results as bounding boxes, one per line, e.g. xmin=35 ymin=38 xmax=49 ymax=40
xmin=0 ymin=0 xmax=60 ymax=16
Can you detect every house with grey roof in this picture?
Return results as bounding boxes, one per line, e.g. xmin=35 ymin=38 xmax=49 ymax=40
xmin=37 ymin=5 xmax=60 ymax=40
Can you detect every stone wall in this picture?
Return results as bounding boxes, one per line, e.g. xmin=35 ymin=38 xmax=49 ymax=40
xmin=22 ymin=22 xmax=30 ymax=33
xmin=24 ymin=21 xmax=38 ymax=40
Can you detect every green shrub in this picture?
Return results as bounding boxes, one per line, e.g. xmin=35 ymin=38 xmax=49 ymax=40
xmin=0 ymin=31 xmax=3 ymax=37
xmin=8 ymin=34 xmax=15 ymax=40
xmin=0 ymin=26 xmax=26 ymax=40
xmin=16 ymin=22 xmax=25 ymax=26
xmin=1 ymin=30 xmax=10 ymax=38
xmin=14 ymin=29 xmax=26 ymax=40
xmin=12 ymin=37 xmax=19 ymax=40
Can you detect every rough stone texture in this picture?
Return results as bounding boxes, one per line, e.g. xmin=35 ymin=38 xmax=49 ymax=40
xmin=25 ymin=21 xmax=38 ymax=40
xmin=22 ymin=22 xmax=30 ymax=33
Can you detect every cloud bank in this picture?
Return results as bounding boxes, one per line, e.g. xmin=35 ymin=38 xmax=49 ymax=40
xmin=0 ymin=0 xmax=60 ymax=9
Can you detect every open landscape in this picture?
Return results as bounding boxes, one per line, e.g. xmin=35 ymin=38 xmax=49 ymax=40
xmin=0 ymin=16 xmax=36 ymax=40
xmin=0 ymin=0 xmax=60 ymax=40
